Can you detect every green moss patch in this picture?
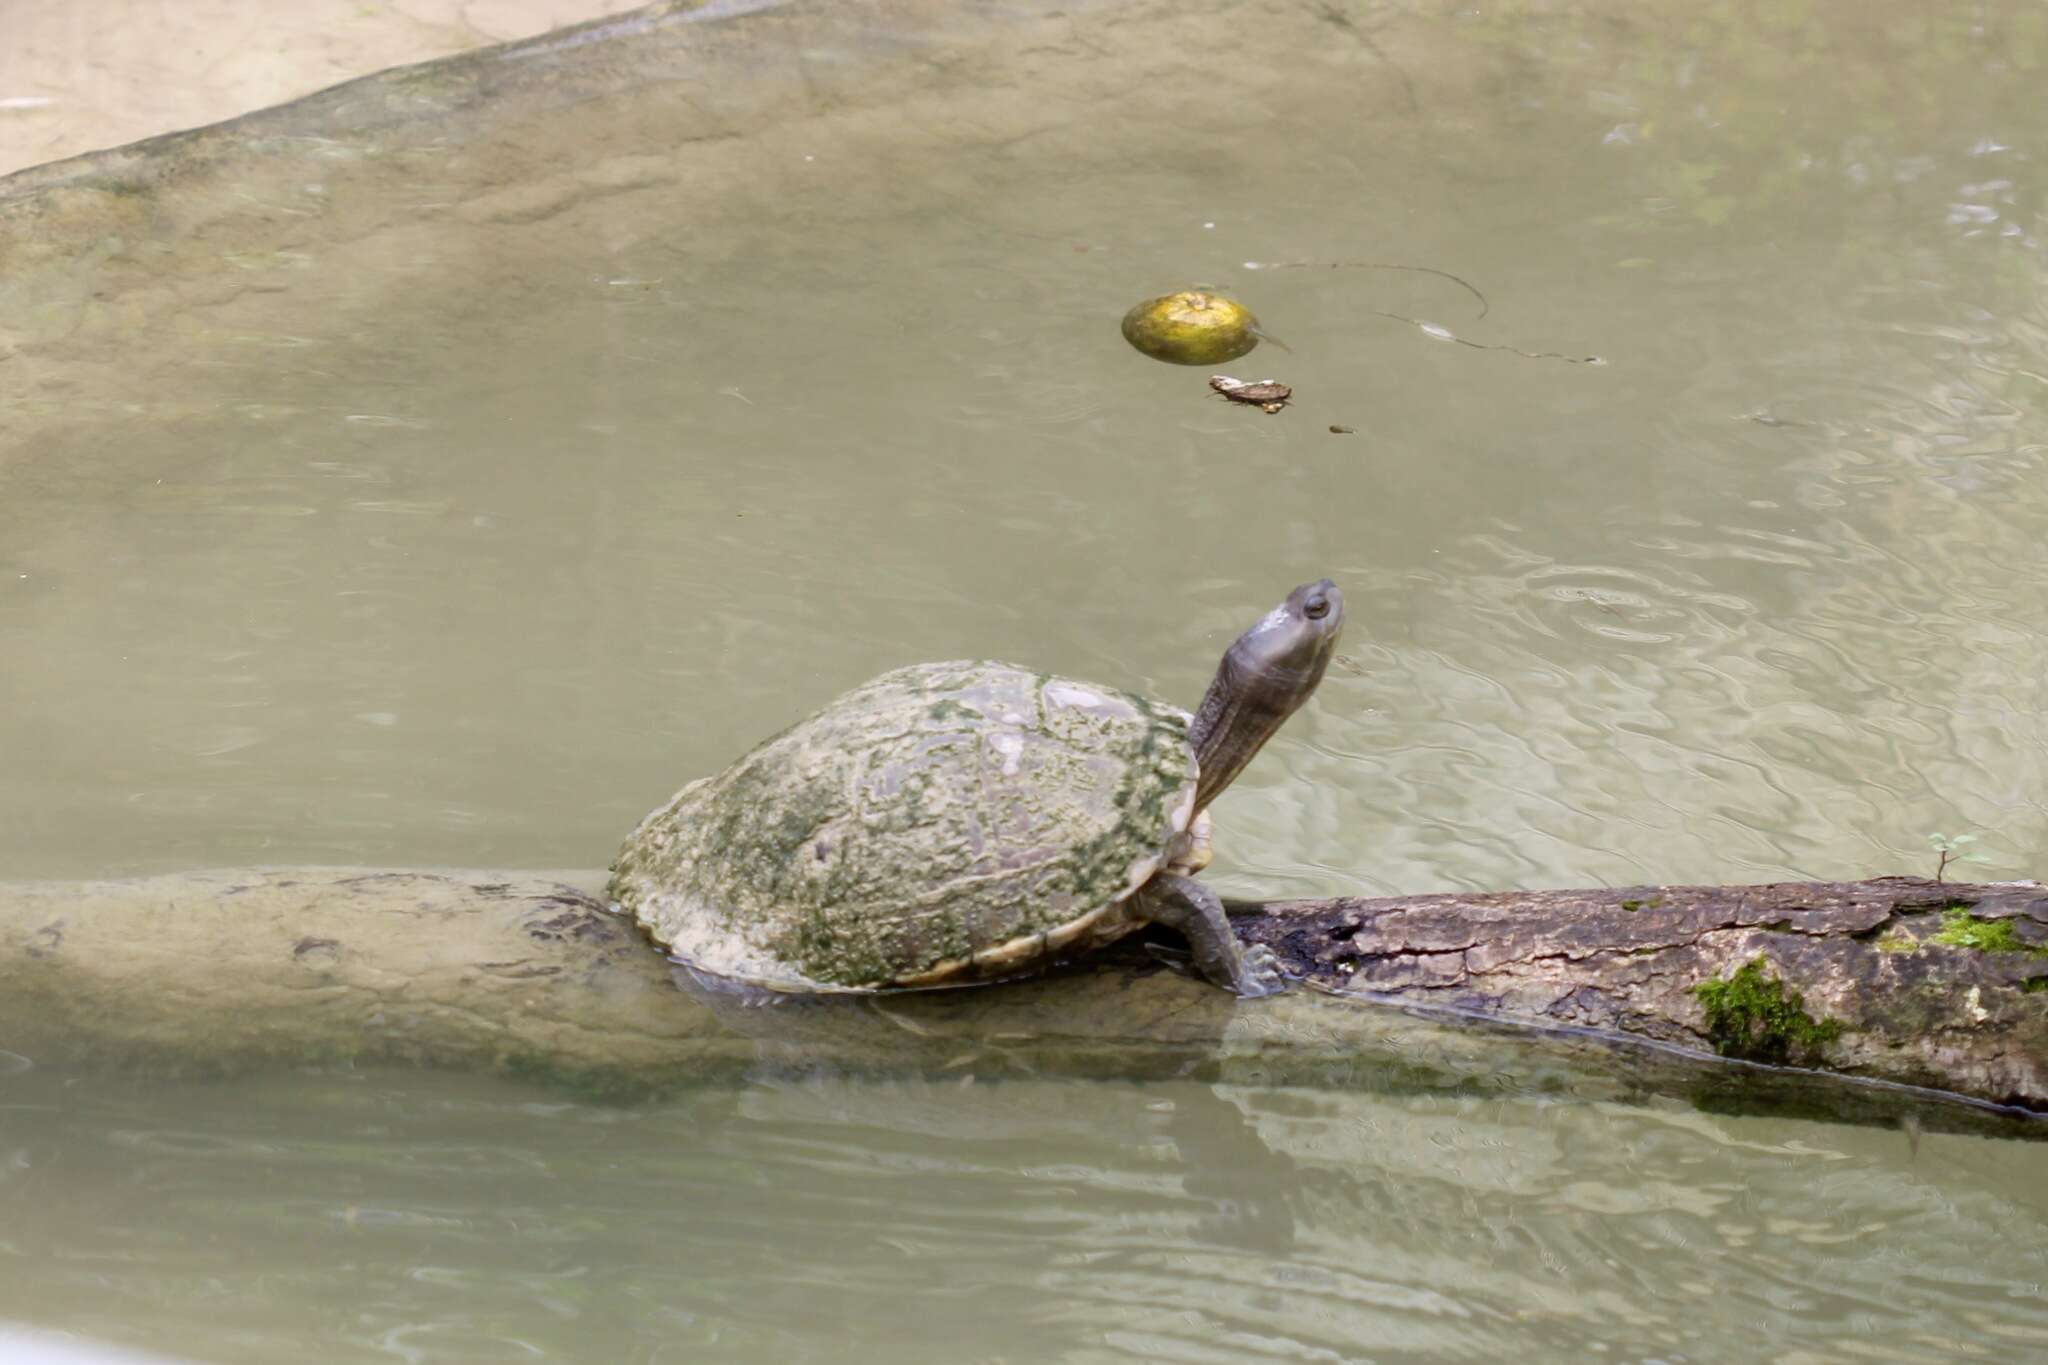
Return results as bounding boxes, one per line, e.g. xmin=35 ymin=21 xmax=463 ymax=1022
xmin=1692 ymin=957 xmax=1843 ymax=1065
xmin=1931 ymin=908 xmax=2048 ymax=957
xmin=1874 ymin=932 xmax=1918 ymax=954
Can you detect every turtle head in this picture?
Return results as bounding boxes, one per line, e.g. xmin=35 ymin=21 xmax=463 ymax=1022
xmin=1186 ymin=579 xmax=1344 ymax=816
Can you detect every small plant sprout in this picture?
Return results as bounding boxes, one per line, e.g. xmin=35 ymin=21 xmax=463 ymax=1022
xmin=1925 ymin=832 xmax=1980 ymax=883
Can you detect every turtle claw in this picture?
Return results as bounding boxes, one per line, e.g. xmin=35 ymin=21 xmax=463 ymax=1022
xmin=1141 ymin=873 xmax=1293 ymax=999
xmin=1234 ymin=943 xmax=1288 ymax=999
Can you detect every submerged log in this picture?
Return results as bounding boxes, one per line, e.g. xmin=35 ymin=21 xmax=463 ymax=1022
xmin=0 ymin=869 xmax=2041 ymax=1135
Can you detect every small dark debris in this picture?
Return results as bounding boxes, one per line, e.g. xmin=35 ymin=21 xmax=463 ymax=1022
xmin=1209 ymin=374 xmax=1292 ymax=414
xmin=293 ymin=936 xmax=341 ymax=960
xmin=1329 ymin=424 xmax=1355 ymax=434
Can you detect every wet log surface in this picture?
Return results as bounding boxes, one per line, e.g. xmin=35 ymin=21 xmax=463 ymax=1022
xmin=0 ymin=869 xmax=2042 ymax=1138
xmin=1238 ymin=877 xmax=2048 ymax=1115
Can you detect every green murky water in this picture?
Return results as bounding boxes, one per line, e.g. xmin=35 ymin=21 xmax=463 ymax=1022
xmin=3 ymin=1064 xmax=2044 ymax=1363
xmin=2 ymin=0 xmax=2045 ymax=1358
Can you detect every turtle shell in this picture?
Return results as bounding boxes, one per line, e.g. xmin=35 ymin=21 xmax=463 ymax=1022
xmin=607 ymin=661 xmax=1199 ymax=993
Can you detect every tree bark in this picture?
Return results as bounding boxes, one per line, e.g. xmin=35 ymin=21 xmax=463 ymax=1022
xmin=0 ymin=869 xmax=2041 ymax=1135
xmin=1239 ymin=876 xmax=2048 ymax=1114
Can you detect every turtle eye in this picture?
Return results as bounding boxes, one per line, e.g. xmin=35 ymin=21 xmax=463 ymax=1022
xmin=1304 ymin=593 xmax=1330 ymax=620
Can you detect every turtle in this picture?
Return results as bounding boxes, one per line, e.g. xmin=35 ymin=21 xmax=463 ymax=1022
xmin=607 ymin=579 xmax=1344 ymax=998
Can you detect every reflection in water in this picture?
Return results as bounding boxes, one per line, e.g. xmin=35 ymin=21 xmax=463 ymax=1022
xmin=1168 ymin=1084 xmax=1302 ymax=1254
xmin=3 ymin=0 xmax=2048 ymax=1358
xmin=1 ymin=1064 xmax=2043 ymax=1363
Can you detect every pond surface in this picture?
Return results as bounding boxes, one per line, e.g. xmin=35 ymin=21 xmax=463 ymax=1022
xmin=0 ymin=1063 xmax=2042 ymax=1364
xmin=1 ymin=0 xmax=2045 ymax=1358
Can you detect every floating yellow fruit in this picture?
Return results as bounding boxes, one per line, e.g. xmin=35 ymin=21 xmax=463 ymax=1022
xmin=1120 ymin=291 xmax=1261 ymax=365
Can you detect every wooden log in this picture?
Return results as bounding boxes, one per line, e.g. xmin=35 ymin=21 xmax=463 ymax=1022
xmin=0 ymin=869 xmax=2041 ymax=1137
xmin=1240 ymin=876 xmax=2048 ymax=1114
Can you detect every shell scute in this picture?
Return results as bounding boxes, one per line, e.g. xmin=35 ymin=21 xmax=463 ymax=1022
xmin=608 ymin=661 xmax=1196 ymax=991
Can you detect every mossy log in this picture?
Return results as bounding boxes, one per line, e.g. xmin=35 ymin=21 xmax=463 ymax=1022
xmin=0 ymin=869 xmax=2042 ymax=1135
xmin=1238 ymin=877 xmax=2047 ymax=1111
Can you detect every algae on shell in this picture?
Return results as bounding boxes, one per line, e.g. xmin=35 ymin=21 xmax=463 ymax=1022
xmin=609 ymin=662 xmax=1198 ymax=990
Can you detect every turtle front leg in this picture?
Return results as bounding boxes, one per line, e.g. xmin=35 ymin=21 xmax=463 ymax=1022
xmin=1137 ymin=873 xmax=1286 ymax=998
